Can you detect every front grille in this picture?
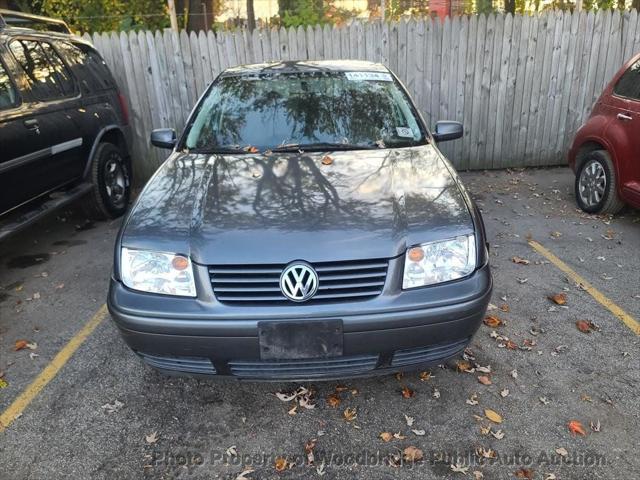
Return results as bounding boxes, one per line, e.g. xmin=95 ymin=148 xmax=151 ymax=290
xmin=391 ymin=338 xmax=470 ymax=367
xmin=138 ymin=352 xmax=216 ymax=375
xmin=228 ymin=354 xmax=379 ymax=379
xmin=209 ymin=258 xmax=388 ymax=305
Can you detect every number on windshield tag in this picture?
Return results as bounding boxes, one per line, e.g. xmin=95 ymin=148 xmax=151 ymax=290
xmin=345 ymin=72 xmax=393 ymax=82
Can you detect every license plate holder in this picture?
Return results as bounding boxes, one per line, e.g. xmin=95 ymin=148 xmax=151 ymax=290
xmin=258 ymin=320 xmax=343 ymax=360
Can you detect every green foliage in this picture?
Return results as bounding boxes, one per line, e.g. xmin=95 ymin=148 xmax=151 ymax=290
xmin=36 ymin=0 xmax=169 ymax=33
xmin=281 ymin=0 xmax=327 ymax=28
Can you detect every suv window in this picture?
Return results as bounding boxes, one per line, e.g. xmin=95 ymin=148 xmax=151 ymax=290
xmin=613 ymin=59 xmax=640 ymax=101
xmin=0 ymin=60 xmax=18 ymax=110
xmin=9 ymin=39 xmax=75 ymax=101
xmin=54 ymin=41 xmax=116 ymax=93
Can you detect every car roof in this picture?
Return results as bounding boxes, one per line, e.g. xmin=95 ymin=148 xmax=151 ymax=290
xmin=0 ymin=26 xmax=92 ymax=48
xmin=220 ymin=60 xmax=389 ymax=77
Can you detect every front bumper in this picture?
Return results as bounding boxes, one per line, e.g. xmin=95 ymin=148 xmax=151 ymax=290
xmin=108 ymin=263 xmax=492 ymax=381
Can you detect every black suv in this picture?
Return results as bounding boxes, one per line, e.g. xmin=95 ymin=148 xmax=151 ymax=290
xmin=0 ymin=11 xmax=131 ymax=240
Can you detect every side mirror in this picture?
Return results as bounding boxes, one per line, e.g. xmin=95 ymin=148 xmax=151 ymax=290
xmin=150 ymin=128 xmax=177 ymax=149
xmin=432 ymin=121 xmax=463 ymax=143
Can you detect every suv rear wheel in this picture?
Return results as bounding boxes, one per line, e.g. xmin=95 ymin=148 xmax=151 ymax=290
xmin=84 ymin=142 xmax=131 ymax=219
xmin=575 ymin=150 xmax=625 ymax=215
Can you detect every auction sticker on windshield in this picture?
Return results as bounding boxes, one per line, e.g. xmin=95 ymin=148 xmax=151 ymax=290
xmin=345 ymin=71 xmax=393 ymax=82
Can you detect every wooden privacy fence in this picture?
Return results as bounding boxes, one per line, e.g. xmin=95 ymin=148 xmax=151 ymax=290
xmin=85 ymin=9 xmax=640 ymax=180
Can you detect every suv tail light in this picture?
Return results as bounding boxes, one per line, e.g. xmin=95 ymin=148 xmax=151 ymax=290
xmin=117 ymin=92 xmax=129 ymax=125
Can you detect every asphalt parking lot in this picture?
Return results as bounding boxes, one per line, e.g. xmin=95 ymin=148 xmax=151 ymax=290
xmin=1 ymin=167 xmax=638 ymax=480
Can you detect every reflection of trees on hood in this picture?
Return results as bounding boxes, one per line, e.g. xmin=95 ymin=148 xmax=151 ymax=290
xmin=202 ymin=74 xmax=402 ymax=148
xmin=125 ymin=147 xmax=471 ymax=242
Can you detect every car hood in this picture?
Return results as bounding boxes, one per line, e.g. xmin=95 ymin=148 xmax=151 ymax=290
xmin=121 ymin=145 xmax=474 ymax=264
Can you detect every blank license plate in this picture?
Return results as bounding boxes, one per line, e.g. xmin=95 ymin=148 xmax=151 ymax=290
xmin=258 ymin=320 xmax=343 ymax=360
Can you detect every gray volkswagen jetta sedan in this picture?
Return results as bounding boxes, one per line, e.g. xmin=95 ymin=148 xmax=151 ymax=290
xmin=108 ymin=60 xmax=492 ymax=381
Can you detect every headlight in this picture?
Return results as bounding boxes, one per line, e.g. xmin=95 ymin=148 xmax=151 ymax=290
xmin=402 ymin=235 xmax=476 ymax=289
xmin=120 ymin=248 xmax=196 ymax=297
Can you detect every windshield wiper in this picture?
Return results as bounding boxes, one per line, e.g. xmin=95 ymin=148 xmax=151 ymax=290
xmin=270 ymin=142 xmax=378 ymax=153
xmin=187 ymin=146 xmax=254 ymax=154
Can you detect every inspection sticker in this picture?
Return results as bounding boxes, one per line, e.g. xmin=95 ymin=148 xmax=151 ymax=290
xmin=345 ymin=72 xmax=393 ymax=82
xmin=396 ymin=127 xmax=414 ymax=138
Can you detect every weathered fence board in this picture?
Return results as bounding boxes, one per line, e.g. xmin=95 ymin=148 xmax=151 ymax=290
xmin=89 ymin=11 xmax=640 ymax=180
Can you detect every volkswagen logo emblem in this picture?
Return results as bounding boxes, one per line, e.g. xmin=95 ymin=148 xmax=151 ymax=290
xmin=280 ymin=262 xmax=319 ymax=302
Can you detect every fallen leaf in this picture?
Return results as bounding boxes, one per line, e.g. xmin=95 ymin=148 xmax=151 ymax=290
xmin=549 ymin=293 xmax=567 ymax=305
xmin=326 ymin=393 xmax=341 ymax=408
xmin=483 ymin=316 xmax=502 ymax=328
xmin=512 ymin=256 xmax=530 ymax=265
xmin=298 ymin=395 xmax=315 ymax=410
xmin=334 ymin=384 xmax=349 ymax=392
xmin=226 ymin=445 xmax=238 ymax=457
xmin=288 ymin=404 xmax=297 ymax=415
xmin=499 ymin=303 xmax=510 ymax=312
xmin=404 ymin=414 xmax=415 ymax=426
xmin=473 ymin=471 xmax=484 ymax=480
xmin=275 ymin=391 xmax=297 ymax=402
xmin=379 ymin=432 xmax=393 ymax=442
xmin=505 ymin=340 xmax=519 ymax=350
xmin=274 ymin=457 xmax=289 ymax=472
xmin=393 ymin=432 xmax=406 ymax=440
xmin=555 ymin=447 xmax=568 ymax=457
xmin=590 ymin=420 xmax=601 ymax=432
xmin=451 ymin=463 xmax=469 ymax=474
xmin=343 ymin=407 xmax=357 ymax=422
xmin=402 ymin=446 xmax=423 ymax=462
xmin=315 ymin=461 xmax=326 ymax=476
xmin=304 ymin=439 xmax=317 ymax=465
xmin=412 ymin=429 xmax=426 ymax=436
xmin=500 ymin=388 xmax=510 ymax=398
xmin=456 ymin=360 xmax=474 ymax=372
xmin=145 ymin=432 xmax=159 ymax=444
xmin=466 ymin=393 xmax=479 ymax=405
xmin=235 ymin=468 xmax=255 ymax=480
xmin=419 ymin=371 xmax=433 ymax=381
xmin=401 ymin=386 xmax=415 ymax=399
xmin=476 ymin=447 xmax=496 ymax=459
xmin=484 ymin=408 xmax=503 ymax=424
xmin=243 ymin=145 xmax=259 ymax=153
xmin=576 ymin=320 xmax=596 ymax=333
xmin=491 ymin=429 xmax=505 ymax=439
xmin=478 ymin=375 xmax=492 ymax=386
xmin=321 ymin=155 xmax=333 ymax=165
xmin=14 ymin=340 xmax=28 ymax=351
xmin=568 ymin=420 xmax=587 ymax=436
xmin=515 ymin=468 xmax=535 ymax=479
xmin=476 ymin=365 xmax=491 ymax=374
xmin=0 ymin=378 xmax=8 ymax=389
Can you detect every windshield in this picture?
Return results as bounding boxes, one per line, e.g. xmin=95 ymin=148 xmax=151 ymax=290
xmin=184 ymin=71 xmax=427 ymax=152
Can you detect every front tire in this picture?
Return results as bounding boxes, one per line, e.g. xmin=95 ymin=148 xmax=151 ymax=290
xmin=83 ymin=142 xmax=131 ymax=220
xmin=574 ymin=150 xmax=624 ymax=215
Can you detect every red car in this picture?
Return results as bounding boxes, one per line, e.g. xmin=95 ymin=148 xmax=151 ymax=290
xmin=569 ymin=53 xmax=640 ymax=214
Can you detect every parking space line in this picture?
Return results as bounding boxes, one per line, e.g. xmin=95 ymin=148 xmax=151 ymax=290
xmin=529 ymin=240 xmax=640 ymax=335
xmin=0 ymin=304 xmax=108 ymax=433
